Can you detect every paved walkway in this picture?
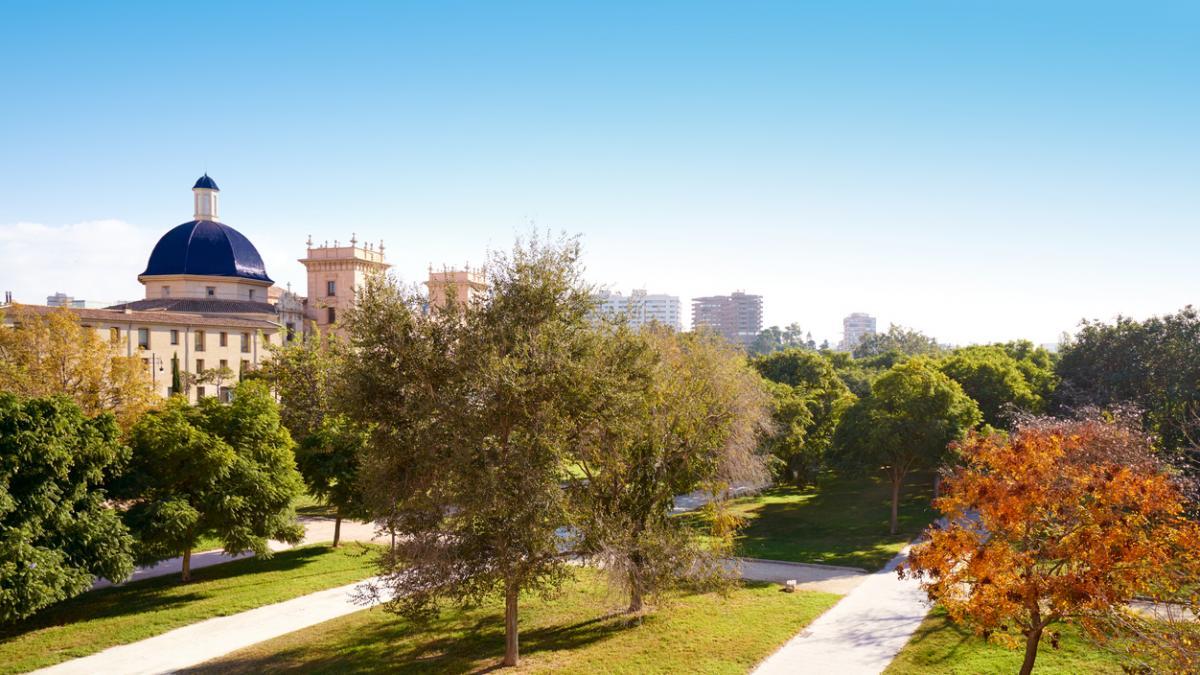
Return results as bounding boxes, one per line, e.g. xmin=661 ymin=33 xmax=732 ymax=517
xmin=36 ymin=578 xmax=389 ymax=675
xmin=752 ymin=545 xmax=929 ymax=675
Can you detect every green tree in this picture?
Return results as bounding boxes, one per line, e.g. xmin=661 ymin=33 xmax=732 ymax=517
xmin=263 ymin=330 xmax=366 ymax=547
xmin=752 ymin=349 xmax=856 ymax=484
xmin=832 ymin=359 xmax=981 ymax=534
xmin=938 ymin=345 xmax=1040 ymax=427
xmin=573 ymin=327 xmax=772 ymax=612
xmin=749 ymin=322 xmax=814 ymax=355
xmin=999 ymin=339 xmax=1058 ymax=403
xmin=852 ymin=324 xmax=943 ymax=359
xmin=0 ymin=394 xmax=133 ymax=622
xmin=342 ymin=234 xmax=601 ymax=667
xmin=1056 ymin=308 xmax=1200 ymax=456
xmin=170 ymin=352 xmax=182 ymax=395
xmin=117 ymin=381 xmax=304 ymax=581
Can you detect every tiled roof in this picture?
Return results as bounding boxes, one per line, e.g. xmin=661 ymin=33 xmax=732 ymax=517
xmin=107 ymin=298 xmax=278 ymax=315
xmin=141 ymin=220 xmax=273 ymax=283
xmin=3 ymin=304 xmax=280 ymax=330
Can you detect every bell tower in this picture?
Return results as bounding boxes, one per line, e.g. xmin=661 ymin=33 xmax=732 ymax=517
xmin=298 ymin=234 xmax=390 ymax=333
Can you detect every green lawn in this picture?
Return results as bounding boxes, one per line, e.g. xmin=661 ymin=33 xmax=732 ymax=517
xmin=688 ymin=472 xmax=936 ymax=571
xmin=0 ymin=544 xmax=380 ymax=674
xmin=190 ymin=569 xmax=840 ymax=674
xmin=294 ymin=491 xmax=337 ymax=517
xmin=887 ymin=608 xmax=1129 ymax=674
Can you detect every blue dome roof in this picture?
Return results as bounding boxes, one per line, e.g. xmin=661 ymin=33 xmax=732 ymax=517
xmin=193 ymin=174 xmax=220 ymax=190
xmin=141 ymin=220 xmax=273 ymax=283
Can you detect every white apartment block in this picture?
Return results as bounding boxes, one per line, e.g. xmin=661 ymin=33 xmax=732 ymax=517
xmin=839 ymin=312 xmax=877 ymax=351
xmin=593 ymin=289 xmax=682 ymax=331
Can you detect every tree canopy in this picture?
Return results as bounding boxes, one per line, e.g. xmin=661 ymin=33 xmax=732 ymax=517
xmin=938 ymin=345 xmax=1041 ymax=428
xmin=905 ymin=415 xmax=1200 ymax=674
xmin=752 ymin=349 xmax=855 ymax=484
xmin=0 ymin=394 xmax=133 ymax=622
xmin=0 ymin=305 xmax=157 ymax=430
xmin=832 ymin=358 xmax=981 ymax=533
xmin=116 ymin=381 xmax=304 ymax=581
xmin=852 ymin=324 xmax=943 ymax=359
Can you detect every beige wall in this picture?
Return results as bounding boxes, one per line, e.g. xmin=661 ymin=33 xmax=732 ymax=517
xmin=138 ymin=274 xmax=272 ymax=302
xmin=299 ymin=242 xmax=389 ymax=334
xmin=90 ymin=319 xmax=278 ymax=403
xmin=426 ymin=268 xmax=487 ymax=312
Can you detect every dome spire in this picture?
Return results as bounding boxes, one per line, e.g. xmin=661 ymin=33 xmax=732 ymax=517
xmin=192 ymin=174 xmax=220 ymax=222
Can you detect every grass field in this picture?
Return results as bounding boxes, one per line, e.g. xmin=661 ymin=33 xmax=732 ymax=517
xmin=190 ymin=569 xmax=840 ymax=674
xmin=886 ymin=608 xmax=1129 ymax=674
xmin=0 ymin=544 xmax=380 ymax=674
xmin=687 ymin=472 xmax=936 ymax=571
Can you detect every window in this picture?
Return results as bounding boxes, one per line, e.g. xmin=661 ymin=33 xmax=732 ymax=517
xmin=137 ymin=328 xmax=150 ymax=349
xmin=219 ymin=331 xmax=228 ymax=347
xmin=109 ymin=327 xmax=120 ymax=342
xmin=241 ymin=359 xmax=250 ymax=374
xmin=161 ymin=286 xmax=170 ymax=298
xmin=197 ymin=386 xmax=206 ymax=399
xmin=327 ymin=307 xmax=336 ymax=324
xmin=219 ymin=359 xmax=227 ymax=370
xmin=170 ymin=329 xmax=179 ymax=345
xmin=196 ymin=359 xmax=205 ymax=374
xmin=326 ymin=280 xmax=336 ymax=297
xmin=248 ymin=289 xmax=256 ymax=300
xmin=240 ymin=332 xmax=251 ymax=353
xmin=286 ymin=322 xmax=295 ymax=342
xmin=195 ymin=330 xmax=206 ymax=351
xmin=206 ymin=286 xmax=216 ymax=297
xmin=141 ymin=358 xmax=149 ymax=368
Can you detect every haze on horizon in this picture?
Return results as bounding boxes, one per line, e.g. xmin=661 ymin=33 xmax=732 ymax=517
xmin=1 ymin=2 xmax=1196 ymax=347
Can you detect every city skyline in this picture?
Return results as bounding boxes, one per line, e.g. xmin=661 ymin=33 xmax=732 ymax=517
xmin=2 ymin=2 xmax=1198 ymax=346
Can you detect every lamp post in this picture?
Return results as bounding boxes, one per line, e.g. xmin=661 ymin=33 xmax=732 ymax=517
xmin=148 ymin=353 xmax=165 ymax=391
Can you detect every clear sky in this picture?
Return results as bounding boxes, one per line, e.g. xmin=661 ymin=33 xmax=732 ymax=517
xmin=1 ymin=1 xmax=1196 ymax=346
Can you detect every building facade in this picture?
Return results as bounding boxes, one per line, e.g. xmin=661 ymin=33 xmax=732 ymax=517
xmin=298 ymin=235 xmax=390 ymax=333
xmin=426 ymin=266 xmax=488 ymax=312
xmin=691 ymin=291 xmax=763 ymax=347
xmin=839 ymin=312 xmax=877 ymax=351
xmin=592 ymin=289 xmax=682 ymax=331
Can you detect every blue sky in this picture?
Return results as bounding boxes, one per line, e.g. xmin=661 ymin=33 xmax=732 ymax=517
xmin=1 ymin=1 xmax=1197 ymax=345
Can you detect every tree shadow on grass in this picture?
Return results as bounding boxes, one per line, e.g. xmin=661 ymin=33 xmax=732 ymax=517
xmin=0 ymin=545 xmax=338 ymax=642
xmin=183 ymin=605 xmax=637 ymax=675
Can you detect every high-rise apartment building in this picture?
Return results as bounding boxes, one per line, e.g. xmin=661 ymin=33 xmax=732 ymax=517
xmin=593 ymin=289 xmax=682 ymax=331
xmin=839 ymin=312 xmax=877 ymax=351
xmin=691 ymin=291 xmax=763 ymax=347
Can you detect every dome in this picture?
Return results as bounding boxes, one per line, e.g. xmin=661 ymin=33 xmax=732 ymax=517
xmin=141 ymin=220 xmax=273 ymax=283
xmin=193 ymin=174 xmax=220 ymax=190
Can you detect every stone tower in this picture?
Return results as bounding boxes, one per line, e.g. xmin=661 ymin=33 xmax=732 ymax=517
xmin=298 ymin=234 xmax=389 ymax=333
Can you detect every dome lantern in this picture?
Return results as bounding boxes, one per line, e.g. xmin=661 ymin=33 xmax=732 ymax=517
xmin=193 ymin=173 xmax=220 ymax=222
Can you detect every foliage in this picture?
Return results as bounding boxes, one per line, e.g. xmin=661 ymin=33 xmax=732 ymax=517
xmin=1056 ymin=307 xmax=1200 ymax=457
xmin=820 ymin=349 xmax=877 ymax=398
xmin=999 ymin=339 xmax=1058 ymax=403
xmin=0 ymin=305 xmax=157 ymax=430
xmin=831 ymin=358 xmax=980 ymax=534
xmin=191 ymin=569 xmax=841 ymax=675
xmin=903 ymin=415 xmax=1200 ymax=675
xmin=0 ymin=394 xmax=133 ymax=622
xmin=263 ymin=330 xmax=366 ymax=546
xmin=749 ymin=323 xmax=815 ymax=355
xmin=752 ymin=349 xmax=856 ymax=484
xmin=938 ymin=345 xmax=1041 ymax=427
xmin=342 ymin=234 xmax=603 ymax=667
xmin=116 ymin=381 xmax=304 ymax=581
xmin=0 ymin=544 xmax=379 ymax=674
xmin=573 ymin=326 xmax=772 ymax=611
xmin=852 ymin=324 xmax=943 ymax=359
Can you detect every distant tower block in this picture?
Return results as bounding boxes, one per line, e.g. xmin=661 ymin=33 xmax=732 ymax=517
xmin=426 ymin=266 xmax=487 ymax=312
xmin=298 ymin=236 xmax=389 ymax=333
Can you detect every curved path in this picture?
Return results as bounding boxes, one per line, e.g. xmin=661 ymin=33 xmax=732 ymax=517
xmin=752 ymin=545 xmax=929 ymax=675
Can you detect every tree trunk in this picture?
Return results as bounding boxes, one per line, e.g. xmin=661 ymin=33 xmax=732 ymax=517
xmin=933 ymin=473 xmax=942 ymax=500
xmin=628 ymin=550 xmax=645 ymax=613
xmin=1019 ymin=623 xmax=1044 ymax=675
xmin=181 ymin=547 xmax=192 ymax=583
xmin=333 ymin=513 xmax=342 ymax=548
xmin=890 ymin=471 xmax=902 ymax=535
xmin=503 ymin=580 xmax=520 ymax=667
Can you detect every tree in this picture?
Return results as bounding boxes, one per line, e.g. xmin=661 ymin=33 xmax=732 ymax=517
xmin=0 ymin=305 xmax=157 ymax=430
xmin=1056 ymin=307 xmax=1200 ymax=457
xmin=342 ymin=234 xmax=601 ymax=667
xmin=116 ymin=381 xmax=304 ymax=581
xmin=0 ymin=394 xmax=134 ymax=622
xmin=852 ymin=324 xmax=943 ymax=359
xmin=999 ymin=340 xmax=1058 ymax=403
xmin=196 ymin=365 xmax=235 ymax=398
xmin=749 ymin=323 xmax=814 ymax=355
xmin=904 ymin=415 xmax=1200 ymax=675
xmin=263 ymin=330 xmax=367 ymax=547
xmin=938 ymin=345 xmax=1040 ymax=428
xmin=752 ymin=349 xmax=855 ymax=484
xmin=831 ymin=359 xmax=981 ymax=534
xmin=170 ymin=352 xmax=182 ymax=395
xmin=573 ymin=326 xmax=772 ymax=612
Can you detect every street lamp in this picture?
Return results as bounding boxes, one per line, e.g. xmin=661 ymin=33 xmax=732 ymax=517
xmin=148 ymin=353 xmax=165 ymax=390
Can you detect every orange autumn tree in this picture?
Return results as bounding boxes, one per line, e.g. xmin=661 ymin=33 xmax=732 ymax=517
xmin=904 ymin=414 xmax=1200 ymax=675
